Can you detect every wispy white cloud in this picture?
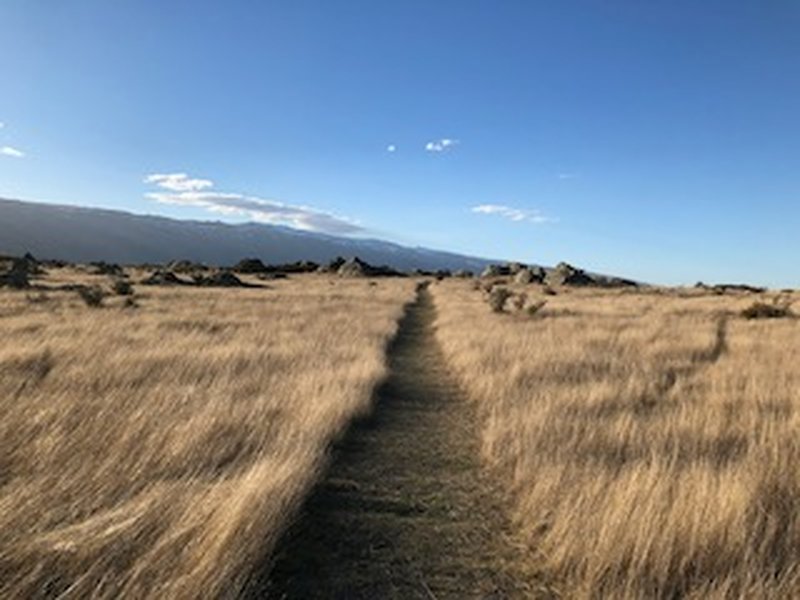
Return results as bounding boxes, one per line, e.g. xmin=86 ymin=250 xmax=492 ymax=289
xmin=471 ymin=204 xmax=556 ymax=224
xmin=144 ymin=172 xmax=214 ymax=192
xmin=144 ymin=172 xmax=364 ymax=235
xmin=425 ymin=138 xmax=458 ymax=152
xmin=386 ymin=144 xmax=397 ymax=153
xmin=0 ymin=122 xmax=5 ymax=129
xmin=1 ymin=146 xmax=25 ymax=158
xmin=557 ymin=172 xmax=578 ymax=180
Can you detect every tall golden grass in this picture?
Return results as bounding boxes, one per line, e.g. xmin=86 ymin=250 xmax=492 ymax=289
xmin=0 ymin=271 xmax=414 ymax=598
xmin=432 ymin=281 xmax=800 ymax=598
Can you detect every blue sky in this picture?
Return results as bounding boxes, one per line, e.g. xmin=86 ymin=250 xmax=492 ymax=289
xmin=0 ymin=1 xmax=798 ymax=286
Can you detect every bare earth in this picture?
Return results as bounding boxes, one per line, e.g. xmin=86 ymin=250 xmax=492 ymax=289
xmin=255 ymin=285 xmax=549 ymax=599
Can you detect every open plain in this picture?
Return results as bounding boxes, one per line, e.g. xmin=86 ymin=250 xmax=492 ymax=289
xmin=0 ymin=267 xmax=415 ymax=598
xmin=0 ymin=265 xmax=798 ymax=599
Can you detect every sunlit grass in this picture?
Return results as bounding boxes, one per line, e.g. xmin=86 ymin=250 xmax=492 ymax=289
xmin=432 ymin=281 xmax=800 ymax=598
xmin=0 ymin=270 xmax=415 ymax=598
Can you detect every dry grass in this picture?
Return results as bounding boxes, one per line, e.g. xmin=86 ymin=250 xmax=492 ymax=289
xmin=0 ymin=269 xmax=414 ymax=598
xmin=432 ymin=281 xmax=800 ymax=598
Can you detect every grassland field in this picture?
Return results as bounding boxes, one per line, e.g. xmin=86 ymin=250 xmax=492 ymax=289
xmin=0 ymin=265 xmax=798 ymax=598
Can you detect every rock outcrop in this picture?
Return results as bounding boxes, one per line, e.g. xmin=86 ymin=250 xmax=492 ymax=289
xmin=141 ymin=270 xmax=187 ymax=286
xmin=337 ymin=257 xmax=403 ymax=278
xmin=193 ymin=270 xmax=252 ymax=287
xmin=233 ymin=258 xmax=268 ymax=273
xmin=514 ymin=267 xmax=545 ymax=284
xmin=545 ymin=262 xmax=595 ymax=286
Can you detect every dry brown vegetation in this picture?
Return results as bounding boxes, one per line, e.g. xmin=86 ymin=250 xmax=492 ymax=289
xmin=4 ymin=263 xmax=799 ymax=599
xmin=0 ymin=268 xmax=415 ymax=598
xmin=432 ymin=281 xmax=800 ymax=598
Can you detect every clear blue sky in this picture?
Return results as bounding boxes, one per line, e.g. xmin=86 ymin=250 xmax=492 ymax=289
xmin=1 ymin=1 xmax=798 ymax=286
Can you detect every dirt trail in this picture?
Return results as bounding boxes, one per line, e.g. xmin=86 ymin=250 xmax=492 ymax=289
xmin=255 ymin=285 xmax=544 ymax=599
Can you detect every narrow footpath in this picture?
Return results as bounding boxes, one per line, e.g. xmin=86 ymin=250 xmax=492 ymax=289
xmin=258 ymin=285 xmax=547 ymax=599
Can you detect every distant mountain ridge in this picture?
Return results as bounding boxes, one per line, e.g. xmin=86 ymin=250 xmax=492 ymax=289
xmin=0 ymin=198 xmax=497 ymax=271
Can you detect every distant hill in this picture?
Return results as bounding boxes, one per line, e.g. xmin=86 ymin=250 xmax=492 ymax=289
xmin=0 ymin=198 xmax=496 ymax=271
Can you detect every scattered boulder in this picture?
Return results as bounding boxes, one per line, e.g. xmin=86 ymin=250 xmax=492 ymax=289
xmin=595 ymin=275 xmax=639 ymax=288
xmin=694 ymin=282 xmax=764 ymax=295
xmin=233 ymin=259 xmax=321 ymax=275
xmin=514 ymin=267 xmax=545 ymax=285
xmin=713 ymin=283 xmax=766 ymax=294
xmin=193 ymin=270 xmax=253 ymax=288
xmin=545 ymin=262 xmax=595 ymax=286
xmin=435 ymin=269 xmax=452 ymax=280
xmin=338 ymin=257 xmax=371 ymax=278
xmin=233 ymin=258 xmax=268 ymax=273
xmin=481 ymin=264 xmax=510 ymax=278
xmin=168 ymin=259 xmax=209 ymax=273
xmin=741 ymin=301 xmax=793 ymax=320
xmin=337 ymin=257 xmax=403 ymax=278
xmin=275 ymin=260 xmax=319 ymax=274
xmin=141 ymin=267 xmax=256 ymax=287
xmin=507 ymin=262 xmax=526 ymax=275
xmin=413 ymin=268 xmax=452 ymax=279
xmin=318 ymin=256 xmax=347 ymax=274
xmin=141 ymin=270 xmax=187 ymax=286
xmin=531 ymin=266 xmax=546 ymax=280
xmin=453 ymin=269 xmax=474 ymax=278
xmin=257 ymin=272 xmax=288 ymax=281
xmin=514 ymin=269 xmax=534 ymax=284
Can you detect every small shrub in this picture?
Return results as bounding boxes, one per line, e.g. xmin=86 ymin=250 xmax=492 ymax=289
xmin=511 ymin=292 xmax=527 ymax=312
xmin=123 ymin=297 xmax=139 ymax=309
xmin=741 ymin=301 xmax=793 ymax=320
xmin=0 ymin=259 xmax=30 ymax=289
xmin=25 ymin=292 xmax=50 ymax=304
xmin=526 ymin=300 xmax=548 ymax=317
xmin=542 ymin=286 xmax=557 ymax=296
xmin=112 ymin=279 xmax=134 ymax=296
xmin=77 ymin=285 xmax=105 ymax=308
xmin=488 ymin=287 xmax=512 ymax=313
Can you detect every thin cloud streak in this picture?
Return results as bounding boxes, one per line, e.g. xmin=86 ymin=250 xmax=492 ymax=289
xmin=471 ymin=203 xmax=556 ymax=224
xmin=144 ymin=173 xmax=214 ymax=192
xmin=144 ymin=172 xmax=364 ymax=235
xmin=1 ymin=146 xmax=25 ymax=158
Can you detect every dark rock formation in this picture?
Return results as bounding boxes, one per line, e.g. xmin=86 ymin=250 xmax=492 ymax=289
xmin=233 ymin=258 xmax=268 ymax=273
xmin=713 ymin=283 xmax=766 ymax=294
xmin=141 ymin=270 xmax=187 ymax=286
xmin=514 ymin=267 xmax=545 ymax=284
xmin=168 ymin=259 xmax=209 ymax=273
xmin=194 ymin=270 xmax=252 ymax=287
xmin=89 ymin=261 xmax=123 ymax=276
xmin=337 ymin=257 xmax=403 ymax=278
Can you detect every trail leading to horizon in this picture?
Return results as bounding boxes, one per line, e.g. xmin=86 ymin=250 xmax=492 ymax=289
xmin=256 ymin=285 xmax=546 ymax=599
